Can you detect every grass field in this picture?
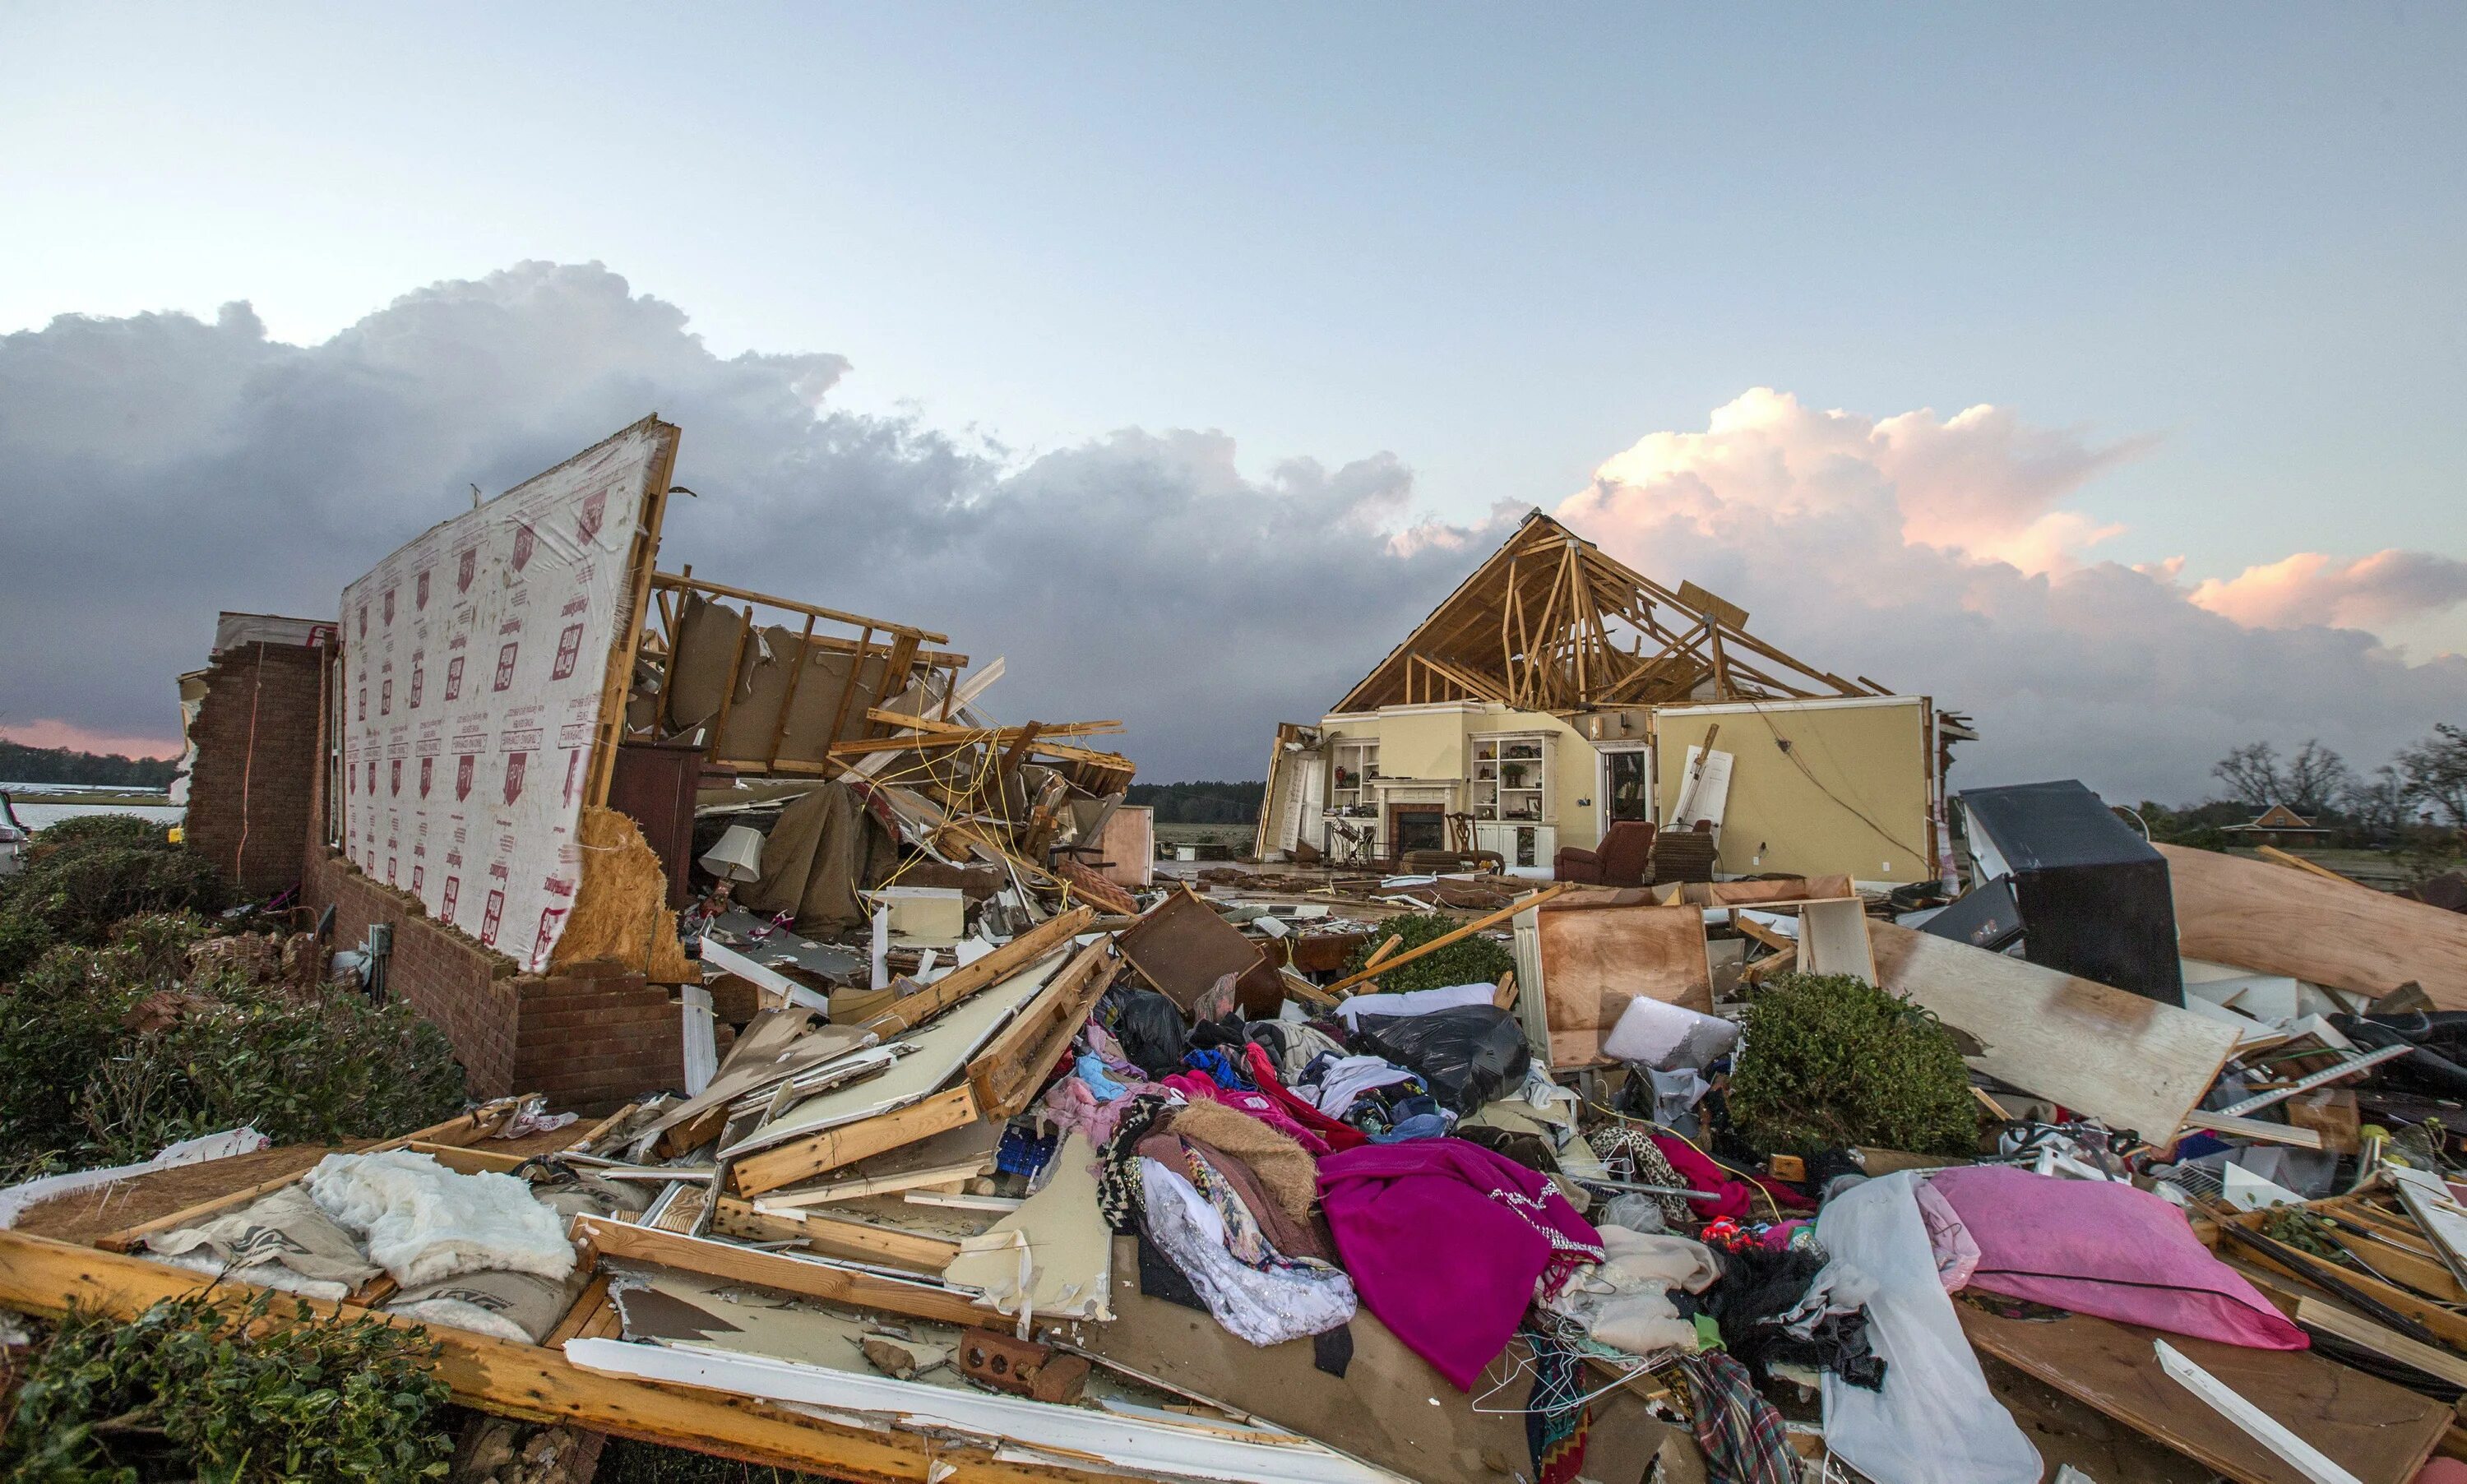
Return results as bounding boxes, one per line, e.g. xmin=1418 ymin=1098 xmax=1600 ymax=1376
xmin=1154 ymin=821 xmax=1253 ymax=850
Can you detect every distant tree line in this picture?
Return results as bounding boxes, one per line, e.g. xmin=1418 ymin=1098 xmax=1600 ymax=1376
xmin=1125 ymin=780 xmax=1264 ymax=825
xmin=0 ymin=739 xmax=178 ymax=789
xmin=2136 ymin=725 xmax=2466 ymax=875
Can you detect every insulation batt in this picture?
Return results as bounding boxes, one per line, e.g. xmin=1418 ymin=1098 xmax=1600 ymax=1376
xmin=306 ymin=1150 xmax=576 ymax=1288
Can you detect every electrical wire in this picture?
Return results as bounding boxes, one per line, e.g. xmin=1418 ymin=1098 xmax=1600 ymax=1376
xmin=1733 ymin=696 xmax=1929 ymax=864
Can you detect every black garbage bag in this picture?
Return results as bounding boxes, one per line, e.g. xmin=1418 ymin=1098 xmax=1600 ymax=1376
xmin=2330 ymin=1013 xmax=2467 ymax=1099
xmin=1110 ymin=988 xmax=1190 ymax=1081
xmin=1352 ymin=1004 xmax=1530 ymax=1114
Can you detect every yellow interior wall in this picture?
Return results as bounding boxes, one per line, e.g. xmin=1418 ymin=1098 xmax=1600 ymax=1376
xmin=1653 ymin=700 xmax=1932 ymax=883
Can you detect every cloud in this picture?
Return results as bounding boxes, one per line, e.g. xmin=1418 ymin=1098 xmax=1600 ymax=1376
xmin=2 ymin=268 xmax=2459 ymax=802
xmin=1562 ymin=391 xmax=2467 ymax=802
xmin=0 ymin=263 xmax=1491 ymax=781
xmin=2189 ymin=550 xmax=2467 ymax=632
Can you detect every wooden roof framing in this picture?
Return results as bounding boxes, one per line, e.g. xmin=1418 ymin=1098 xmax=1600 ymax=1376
xmin=1331 ymin=512 xmax=1882 ymax=714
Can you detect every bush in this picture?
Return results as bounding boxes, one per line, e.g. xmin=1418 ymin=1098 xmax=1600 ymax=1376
xmin=1727 ymin=971 xmax=1979 ymax=1158
xmin=0 ymin=817 xmax=229 ymax=958
xmin=1340 ymin=910 xmax=1515 ymax=995
xmin=0 ymin=917 xmax=467 ymax=1173
xmin=0 ymin=1292 xmax=452 ymax=1482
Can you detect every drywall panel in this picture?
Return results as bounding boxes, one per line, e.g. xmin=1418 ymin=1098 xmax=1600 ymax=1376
xmin=339 ymin=418 xmax=676 ymax=971
xmin=1653 ymin=696 xmax=1932 ymax=884
xmin=1377 ymin=710 xmax=1467 ymax=784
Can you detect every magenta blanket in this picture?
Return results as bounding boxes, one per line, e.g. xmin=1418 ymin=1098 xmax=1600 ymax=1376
xmin=1318 ymin=1138 xmax=1603 ymax=1389
xmin=1159 ymin=1070 xmax=1335 ymax=1155
xmin=1930 ymin=1165 xmax=2307 ymax=1349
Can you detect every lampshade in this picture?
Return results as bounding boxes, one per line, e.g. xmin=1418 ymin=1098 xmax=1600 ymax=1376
xmin=699 ymin=823 xmax=766 ymax=884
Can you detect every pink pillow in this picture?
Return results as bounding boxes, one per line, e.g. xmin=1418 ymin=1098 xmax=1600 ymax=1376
xmin=1929 ymin=1165 xmax=2307 ymax=1350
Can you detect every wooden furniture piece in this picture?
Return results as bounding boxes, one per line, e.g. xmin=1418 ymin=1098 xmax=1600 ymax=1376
xmin=607 ymin=741 xmax=706 ymax=908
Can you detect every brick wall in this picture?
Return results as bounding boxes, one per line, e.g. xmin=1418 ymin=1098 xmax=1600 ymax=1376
xmin=304 ymin=851 xmax=683 ymax=1112
xmin=185 ymin=641 xmax=327 ymax=898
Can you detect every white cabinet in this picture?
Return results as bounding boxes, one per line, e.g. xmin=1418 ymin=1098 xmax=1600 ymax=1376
xmin=1475 ymin=821 xmax=1556 ymax=870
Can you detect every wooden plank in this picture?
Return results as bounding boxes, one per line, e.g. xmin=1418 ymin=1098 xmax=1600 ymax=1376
xmin=729 ymin=1085 xmax=981 ymax=1197
xmin=647 ymin=571 xmax=949 ymax=648
xmin=0 ymin=1229 xmax=1088 ymax=1484
xmin=861 ymin=907 xmax=1092 ymax=1037
xmin=1326 ymin=885 xmax=1566 ymax=995
xmin=1536 ymin=899 xmax=1713 ymax=1067
xmin=2160 ymin=843 xmax=2467 ymax=1008
xmin=1960 ymin=1304 xmax=2446 ymax=1484
xmin=965 ymin=936 xmax=1118 ymax=1118
xmin=2289 ymin=1295 xmax=2467 ymax=1389
xmin=98 ymin=1167 xmax=314 ymax=1253
xmin=1115 ymin=889 xmax=1266 ymax=1014
xmin=2182 ymin=1112 xmax=2324 ymax=1149
xmin=1872 ymin=920 xmax=2239 ymax=1140
xmin=2259 ymin=845 xmax=2369 ymax=890
xmin=572 ymin=1214 xmax=986 ymax=1328
xmin=2154 ymin=1338 xmax=2366 ymax=1484
xmin=712 ymin=1198 xmax=961 ymax=1271
xmin=587 ymin=419 xmax=681 ymax=808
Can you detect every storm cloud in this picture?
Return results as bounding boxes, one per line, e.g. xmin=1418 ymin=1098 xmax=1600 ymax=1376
xmin=2 ymin=264 xmax=2460 ymax=802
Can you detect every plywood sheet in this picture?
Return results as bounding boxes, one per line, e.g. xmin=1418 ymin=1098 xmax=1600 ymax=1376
xmin=1118 ymin=890 xmax=1266 ymax=1015
xmin=1073 ymin=1237 xmax=1692 ymax=1484
xmin=2160 ymin=844 xmax=2467 ymax=1009
xmin=1537 ymin=900 xmax=1712 ymax=1067
xmin=1872 ymin=921 xmax=2237 ymax=1139
xmin=1959 ymin=1305 xmax=2446 ymax=1484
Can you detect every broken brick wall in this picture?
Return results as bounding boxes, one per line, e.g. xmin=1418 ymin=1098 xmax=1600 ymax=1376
xmin=304 ymin=850 xmax=683 ymax=1112
xmin=184 ymin=641 xmax=327 ymax=899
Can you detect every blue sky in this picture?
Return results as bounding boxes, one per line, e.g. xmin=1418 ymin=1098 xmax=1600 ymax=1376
xmin=2 ymin=4 xmax=2462 ymax=793
xmin=6 ymin=3 xmax=2460 ymax=572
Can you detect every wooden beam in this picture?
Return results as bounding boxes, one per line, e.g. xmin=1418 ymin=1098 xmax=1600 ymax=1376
xmin=572 ymin=1214 xmax=984 ymax=1327
xmin=860 ymin=907 xmax=1094 ymax=1038
xmin=965 ymin=937 xmax=1117 ymax=1118
xmin=650 ymin=571 xmax=947 ymax=645
xmin=727 ymin=1084 xmax=982 ymax=1197
xmin=2258 ymin=844 xmax=2367 ymax=890
xmin=763 ymin=613 xmax=819 ymax=771
xmin=589 ymin=421 xmax=682 ymax=808
xmin=0 ymin=1229 xmax=1090 ymax=1484
xmin=712 ymin=1198 xmax=961 ymax=1272
xmin=1327 ymin=885 xmax=1568 ymax=994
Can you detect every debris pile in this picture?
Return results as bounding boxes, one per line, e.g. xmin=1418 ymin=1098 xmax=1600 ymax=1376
xmin=12 ymin=419 xmax=2467 ymax=1484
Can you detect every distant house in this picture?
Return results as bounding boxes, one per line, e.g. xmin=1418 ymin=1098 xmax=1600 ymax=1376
xmin=2221 ymin=803 xmax=2334 ymax=846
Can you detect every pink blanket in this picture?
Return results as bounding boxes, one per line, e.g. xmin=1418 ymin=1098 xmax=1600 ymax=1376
xmin=1319 ymin=1138 xmax=1603 ymax=1389
xmin=1929 ymin=1165 xmax=2306 ymax=1349
xmin=1159 ymin=1070 xmax=1335 ymax=1155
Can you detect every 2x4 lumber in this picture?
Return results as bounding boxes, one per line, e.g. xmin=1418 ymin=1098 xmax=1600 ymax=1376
xmin=868 ymin=709 xmax=1124 ymax=738
xmin=2258 ymin=845 xmax=2367 ymax=890
xmin=712 ymin=1197 xmax=962 ymax=1271
xmin=821 ymin=622 xmax=876 ymax=767
xmin=706 ymin=605 xmax=756 ymax=756
xmin=728 ymin=1084 xmax=981 ymax=1197
xmin=861 ymin=907 xmax=1094 ymax=1038
xmin=0 ymin=1229 xmax=1090 ymax=1484
xmin=572 ymin=1214 xmax=985 ymax=1328
xmin=98 ymin=1167 xmax=316 ymax=1254
xmin=762 ymin=613 xmax=820 ymax=771
xmin=1328 ymin=885 xmax=1568 ymax=994
xmin=868 ymin=633 xmax=921 ymax=742
xmin=965 ymin=937 xmax=1117 ymax=1118
xmin=650 ymin=571 xmax=947 ymax=646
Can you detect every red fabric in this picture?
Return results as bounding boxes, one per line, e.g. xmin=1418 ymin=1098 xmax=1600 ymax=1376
xmin=1320 ymin=1139 xmax=1603 ymax=1390
xmin=1931 ymin=1166 xmax=2307 ymax=1350
xmin=1159 ymin=1070 xmax=1335 ymax=1155
xmin=1555 ymin=821 xmax=1655 ymax=887
xmin=1240 ymin=1042 xmax=1370 ymax=1150
xmin=2413 ymin=1460 xmax=2467 ymax=1484
xmin=1650 ymin=1134 xmax=1812 ymax=1221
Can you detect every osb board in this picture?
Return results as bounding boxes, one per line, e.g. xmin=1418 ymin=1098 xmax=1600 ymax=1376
xmin=1872 ymin=922 xmax=2237 ymax=1140
xmin=1069 ymin=1237 xmax=1695 ymax=1484
xmin=12 ymin=1144 xmax=336 ymax=1244
xmin=1958 ymin=1304 xmax=2447 ymax=1484
xmin=1116 ymin=890 xmax=1265 ymax=1015
xmin=1538 ymin=900 xmax=1712 ymax=1067
xmin=2159 ymin=843 xmax=2467 ymax=1009
xmin=548 ymin=807 xmax=693 ymax=982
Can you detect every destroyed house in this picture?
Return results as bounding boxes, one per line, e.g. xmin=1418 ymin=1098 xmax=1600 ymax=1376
xmin=178 ymin=416 xmax=1136 ymax=1109
xmin=1257 ymin=511 xmax=1965 ymax=886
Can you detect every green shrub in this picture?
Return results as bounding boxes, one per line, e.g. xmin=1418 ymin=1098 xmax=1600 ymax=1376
xmin=0 ymin=920 xmax=466 ymax=1172
xmin=0 ymin=908 xmax=55 ymax=983
xmin=1340 ymin=911 xmax=1515 ymax=995
xmin=0 ymin=1292 xmax=452 ymax=1482
xmin=1726 ymin=971 xmax=1979 ymax=1158
xmin=0 ymin=819 xmax=229 ymax=958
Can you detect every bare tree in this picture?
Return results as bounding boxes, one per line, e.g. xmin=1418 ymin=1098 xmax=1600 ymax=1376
xmin=2396 ymin=724 xmax=2467 ymax=827
xmin=2211 ymin=742 xmax=2284 ymax=808
xmin=2344 ymin=765 xmax=2408 ymax=836
xmin=2284 ymin=740 xmax=2352 ymax=817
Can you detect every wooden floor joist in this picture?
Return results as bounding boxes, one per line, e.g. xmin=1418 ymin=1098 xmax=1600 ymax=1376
xmin=0 ymin=1228 xmax=1111 ymax=1484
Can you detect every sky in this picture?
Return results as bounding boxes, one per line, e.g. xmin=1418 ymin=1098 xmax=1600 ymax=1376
xmin=1 ymin=3 xmax=2462 ymax=801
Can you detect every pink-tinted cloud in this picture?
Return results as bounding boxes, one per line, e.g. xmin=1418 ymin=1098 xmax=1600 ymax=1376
xmin=2189 ymin=550 xmax=2467 ymax=632
xmin=1557 ymin=391 xmax=2467 ymax=802
xmin=0 ymin=719 xmax=183 ymax=760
